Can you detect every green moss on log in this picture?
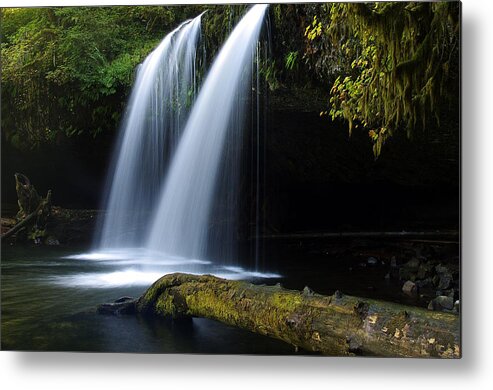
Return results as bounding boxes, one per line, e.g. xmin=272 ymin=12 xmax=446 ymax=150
xmin=134 ymin=273 xmax=460 ymax=357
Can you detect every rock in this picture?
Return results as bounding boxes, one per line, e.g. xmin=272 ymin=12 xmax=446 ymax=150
xmin=390 ymin=256 xmax=398 ymax=268
xmin=435 ymin=264 xmax=450 ymax=275
xmin=303 ymin=286 xmax=315 ymax=296
xmin=415 ymin=278 xmax=433 ymax=289
xmin=97 ymin=299 xmax=136 ymax=315
xmin=405 ymin=257 xmax=421 ymax=269
xmin=398 ymin=257 xmax=422 ymax=281
xmin=114 ymin=296 xmax=134 ymax=303
xmin=428 ymin=295 xmax=454 ymax=311
xmin=367 ymin=256 xmax=378 ymax=265
xmin=416 ymin=262 xmax=434 ymax=279
xmin=399 ymin=267 xmax=417 ymax=281
xmin=437 ymin=273 xmax=453 ymax=290
xmin=435 ymin=295 xmax=454 ymax=310
xmin=402 ymin=280 xmax=417 ymax=296
xmin=45 ymin=236 xmax=60 ymax=245
xmin=454 ymin=300 xmax=460 ymax=312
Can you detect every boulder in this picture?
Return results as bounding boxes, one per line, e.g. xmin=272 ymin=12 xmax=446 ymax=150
xmin=428 ymin=295 xmax=454 ymax=311
xmin=402 ymin=280 xmax=417 ymax=296
xmin=417 ymin=262 xmax=435 ymax=279
xmin=399 ymin=257 xmax=421 ymax=281
xmin=367 ymin=256 xmax=378 ymax=266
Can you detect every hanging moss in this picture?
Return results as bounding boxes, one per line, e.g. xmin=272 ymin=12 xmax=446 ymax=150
xmin=305 ymin=2 xmax=460 ymax=157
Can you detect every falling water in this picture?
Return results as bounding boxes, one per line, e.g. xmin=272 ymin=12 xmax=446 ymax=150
xmin=96 ymin=15 xmax=203 ymax=250
xmin=147 ymin=5 xmax=269 ymax=263
xmin=69 ymin=5 xmax=279 ymax=286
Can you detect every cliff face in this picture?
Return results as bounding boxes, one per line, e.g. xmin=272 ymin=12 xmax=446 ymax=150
xmin=261 ymin=87 xmax=459 ymax=232
xmin=1 ymin=86 xmax=459 ymax=234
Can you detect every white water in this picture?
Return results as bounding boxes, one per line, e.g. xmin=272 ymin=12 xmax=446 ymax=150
xmin=97 ymin=14 xmax=203 ymax=249
xmin=147 ymin=5 xmax=269 ymax=263
xmin=54 ymin=249 xmax=280 ymax=288
xmin=73 ymin=6 xmax=278 ymax=286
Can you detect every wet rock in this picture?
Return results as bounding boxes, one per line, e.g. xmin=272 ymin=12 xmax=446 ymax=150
xmin=114 ymin=296 xmax=134 ymax=303
xmin=303 ymin=286 xmax=315 ymax=296
xmin=428 ymin=295 xmax=454 ymax=311
xmin=416 ymin=262 xmax=434 ymax=279
xmin=399 ymin=267 xmax=417 ymax=281
xmin=45 ymin=236 xmax=60 ymax=245
xmin=406 ymin=257 xmax=421 ymax=269
xmin=435 ymin=295 xmax=454 ymax=310
xmin=367 ymin=257 xmax=378 ymax=266
xmin=435 ymin=264 xmax=450 ymax=275
xmin=437 ymin=273 xmax=453 ymax=290
xmin=415 ymin=278 xmax=433 ymax=289
xmin=402 ymin=280 xmax=417 ymax=296
xmin=399 ymin=257 xmax=421 ymax=281
xmin=97 ymin=298 xmax=136 ymax=315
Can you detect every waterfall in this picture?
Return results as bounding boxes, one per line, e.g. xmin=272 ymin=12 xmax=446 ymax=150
xmin=96 ymin=14 xmax=203 ymax=250
xmin=147 ymin=5 xmax=269 ymax=263
xmin=75 ymin=5 xmax=279 ymax=285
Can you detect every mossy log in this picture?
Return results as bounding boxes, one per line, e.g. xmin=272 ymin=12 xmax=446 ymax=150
xmin=109 ymin=273 xmax=460 ymax=357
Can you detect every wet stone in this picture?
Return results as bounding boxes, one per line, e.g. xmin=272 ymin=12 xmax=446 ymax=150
xmin=402 ymin=280 xmax=417 ymax=296
xmin=367 ymin=257 xmax=378 ymax=266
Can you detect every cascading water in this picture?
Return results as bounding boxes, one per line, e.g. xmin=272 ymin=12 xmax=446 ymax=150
xmin=65 ymin=5 xmax=280 ymax=287
xmin=96 ymin=14 xmax=203 ymax=250
xmin=147 ymin=5 xmax=269 ymax=264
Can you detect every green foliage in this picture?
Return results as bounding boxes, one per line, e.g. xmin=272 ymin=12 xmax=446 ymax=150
xmin=284 ymin=51 xmax=298 ymax=71
xmin=1 ymin=3 xmax=460 ymax=158
xmin=1 ymin=6 xmax=183 ymax=148
xmin=304 ymin=2 xmax=460 ymax=157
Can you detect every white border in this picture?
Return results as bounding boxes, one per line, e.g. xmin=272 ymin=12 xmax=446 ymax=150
xmin=2 ymin=0 xmax=493 ymax=389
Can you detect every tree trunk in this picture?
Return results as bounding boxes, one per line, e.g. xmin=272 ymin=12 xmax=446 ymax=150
xmin=101 ymin=273 xmax=460 ymax=358
xmin=1 ymin=189 xmax=52 ymax=241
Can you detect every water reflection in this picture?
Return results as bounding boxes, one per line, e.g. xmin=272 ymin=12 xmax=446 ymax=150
xmin=1 ymin=246 xmax=291 ymax=354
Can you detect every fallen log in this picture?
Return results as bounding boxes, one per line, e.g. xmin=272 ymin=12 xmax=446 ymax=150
xmin=100 ymin=273 xmax=460 ymax=358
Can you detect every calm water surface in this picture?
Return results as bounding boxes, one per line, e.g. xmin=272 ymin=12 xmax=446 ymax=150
xmin=1 ymin=246 xmax=294 ymax=353
xmin=1 ymin=240 xmax=414 ymax=353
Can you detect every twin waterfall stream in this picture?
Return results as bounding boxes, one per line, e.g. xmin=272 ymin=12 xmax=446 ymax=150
xmin=68 ymin=5 xmax=279 ymax=287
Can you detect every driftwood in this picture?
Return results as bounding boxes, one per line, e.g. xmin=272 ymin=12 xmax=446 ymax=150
xmin=100 ymin=273 xmax=460 ymax=358
xmin=1 ymin=173 xmax=52 ymax=242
